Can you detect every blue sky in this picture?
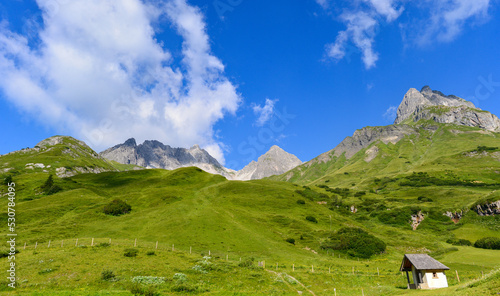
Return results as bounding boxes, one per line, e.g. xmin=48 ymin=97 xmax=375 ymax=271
xmin=0 ymin=0 xmax=499 ymax=170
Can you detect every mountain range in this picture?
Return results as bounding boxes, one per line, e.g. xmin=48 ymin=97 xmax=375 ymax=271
xmin=2 ymin=86 xmax=500 ymax=295
xmin=99 ymin=139 xmax=302 ymax=180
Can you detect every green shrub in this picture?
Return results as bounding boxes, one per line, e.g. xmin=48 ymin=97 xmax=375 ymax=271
xmin=238 ymin=258 xmax=254 ymax=268
xmin=474 ymin=237 xmax=500 ymax=250
xmin=321 ymin=227 xmax=386 ymax=259
xmin=446 ymin=238 xmax=472 ymax=246
xmin=124 ymin=248 xmax=139 ymax=257
xmin=296 ymin=199 xmax=305 ymax=205
xmin=103 ymin=199 xmax=132 ymax=216
xmin=146 ymin=251 xmax=156 ymax=256
xmin=305 ymin=216 xmax=318 ymax=223
xmin=3 ymin=175 xmax=12 ymax=185
xmin=40 ymin=174 xmax=62 ymax=195
xmin=101 ymin=270 xmax=116 ymax=281
xmin=129 ymin=283 xmax=160 ymax=296
xmin=377 ymin=207 xmax=420 ymax=227
xmin=173 ymin=273 xmax=187 ymax=283
xmin=286 ymin=238 xmax=295 ymax=245
xmin=418 ymin=196 xmax=433 ymax=202
xmin=295 ymin=188 xmax=329 ymax=201
xmin=97 ymin=242 xmax=110 ymax=248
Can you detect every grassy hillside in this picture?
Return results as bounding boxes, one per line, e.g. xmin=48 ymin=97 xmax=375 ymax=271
xmin=0 ymin=130 xmax=499 ymax=295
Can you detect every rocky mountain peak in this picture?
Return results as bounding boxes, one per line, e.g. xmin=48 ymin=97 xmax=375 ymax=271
xmin=237 ymin=145 xmax=302 ymax=180
xmin=394 ymin=86 xmax=499 ymax=132
xmin=123 ymin=138 xmax=137 ymax=147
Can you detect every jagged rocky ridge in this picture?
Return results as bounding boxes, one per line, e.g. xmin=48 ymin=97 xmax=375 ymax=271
xmin=395 ymin=86 xmax=500 ymax=132
xmin=100 ymin=139 xmax=302 ymax=180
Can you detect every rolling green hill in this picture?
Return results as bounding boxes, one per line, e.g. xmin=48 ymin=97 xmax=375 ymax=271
xmin=0 ymin=130 xmax=499 ymax=295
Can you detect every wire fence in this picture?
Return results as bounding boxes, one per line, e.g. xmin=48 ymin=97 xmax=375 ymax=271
xmin=19 ymin=237 xmax=491 ymax=284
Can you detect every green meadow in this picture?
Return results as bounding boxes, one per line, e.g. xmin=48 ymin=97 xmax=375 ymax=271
xmin=0 ymin=128 xmax=499 ymax=295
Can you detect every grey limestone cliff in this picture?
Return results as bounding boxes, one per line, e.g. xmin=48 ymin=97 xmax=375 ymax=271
xmin=236 ymin=145 xmax=302 ymax=180
xmin=100 ymin=139 xmax=302 ymax=180
xmin=394 ymin=86 xmax=500 ymax=132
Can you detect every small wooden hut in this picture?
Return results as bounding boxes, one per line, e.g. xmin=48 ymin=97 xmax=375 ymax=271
xmin=400 ymin=254 xmax=450 ymax=289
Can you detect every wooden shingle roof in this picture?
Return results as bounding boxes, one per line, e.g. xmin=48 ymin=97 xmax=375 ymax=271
xmin=400 ymin=254 xmax=450 ymax=271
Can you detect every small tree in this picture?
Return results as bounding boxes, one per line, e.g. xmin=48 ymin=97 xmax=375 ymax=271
xmin=3 ymin=175 xmax=13 ymax=185
xmin=40 ymin=174 xmax=62 ymax=195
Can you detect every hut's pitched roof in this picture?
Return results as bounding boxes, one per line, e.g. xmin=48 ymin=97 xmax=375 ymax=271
xmin=400 ymin=254 xmax=450 ymax=271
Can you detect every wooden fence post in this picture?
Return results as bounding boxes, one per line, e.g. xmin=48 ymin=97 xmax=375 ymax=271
xmin=377 ymin=267 xmax=380 ymax=276
xmin=61 ymin=240 xmax=63 ymax=248
xmin=23 ymin=242 xmax=26 ymax=250
xmin=155 ymin=241 xmax=158 ymax=249
xmin=456 ymin=270 xmax=460 ymax=283
xmin=91 ymin=238 xmax=94 ymax=247
xmin=190 ymin=246 xmax=192 ymax=254
xmin=134 ymin=238 xmax=137 ymax=247
xmin=75 ymin=238 xmax=78 ymax=247
xmin=48 ymin=240 xmax=50 ymax=248
xmin=35 ymin=242 xmax=38 ymax=249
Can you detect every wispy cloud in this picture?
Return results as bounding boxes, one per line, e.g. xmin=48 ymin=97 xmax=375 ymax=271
xmin=415 ymin=0 xmax=491 ymax=45
xmin=0 ymin=0 xmax=242 ymax=164
xmin=323 ymin=0 xmax=403 ymax=69
xmin=383 ymin=105 xmax=398 ymax=122
xmin=253 ymin=98 xmax=278 ymax=126
xmin=319 ymin=0 xmax=491 ymax=68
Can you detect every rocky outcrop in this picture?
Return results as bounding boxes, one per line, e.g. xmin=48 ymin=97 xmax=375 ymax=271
xmin=394 ymin=86 xmax=500 ymax=132
xmin=410 ymin=211 xmax=425 ymax=230
xmin=444 ymin=211 xmax=464 ymax=223
xmin=474 ymin=200 xmax=500 ymax=216
xmin=235 ymin=145 xmax=302 ymax=180
xmin=312 ymin=124 xmax=418 ymax=164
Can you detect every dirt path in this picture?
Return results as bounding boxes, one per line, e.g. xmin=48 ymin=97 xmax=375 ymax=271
xmin=265 ymin=269 xmax=317 ymax=296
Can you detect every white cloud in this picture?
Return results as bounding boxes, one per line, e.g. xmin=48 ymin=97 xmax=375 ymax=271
xmin=383 ymin=105 xmax=397 ymax=122
xmin=253 ymin=98 xmax=278 ymax=126
xmin=323 ymin=1 xmax=402 ymax=69
xmin=364 ymin=0 xmax=404 ymax=22
xmin=326 ymin=11 xmax=380 ymax=69
xmin=0 ymin=0 xmax=242 ymax=164
xmin=316 ymin=0 xmax=329 ymax=9
xmin=417 ymin=0 xmax=491 ymax=44
xmin=320 ymin=0 xmax=490 ymax=68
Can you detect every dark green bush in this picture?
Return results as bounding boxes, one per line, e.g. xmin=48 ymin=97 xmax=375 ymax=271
xmin=305 ymin=216 xmax=318 ymax=223
xmin=286 ymin=238 xmax=295 ymax=245
xmin=124 ymin=248 xmax=139 ymax=257
xmin=354 ymin=191 xmax=366 ymax=197
xmin=129 ymin=283 xmax=160 ymax=296
xmin=295 ymin=188 xmax=329 ymax=201
xmin=474 ymin=237 xmax=500 ymax=250
xmin=296 ymin=199 xmax=305 ymax=205
xmin=418 ymin=196 xmax=433 ymax=202
xmin=146 ymin=251 xmax=156 ymax=256
xmin=377 ymin=207 xmax=420 ymax=226
xmin=446 ymin=238 xmax=472 ymax=246
xmin=97 ymin=242 xmax=110 ymax=248
xmin=321 ymin=227 xmax=386 ymax=259
xmin=3 ymin=175 xmax=12 ymax=185
xmin=104 ymin=199 xmax=132 ymax=216
xmin=238 ymin=258 xmax=254 ymax=268
xmin=101 ymin=270 xmax=116 ymax=281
